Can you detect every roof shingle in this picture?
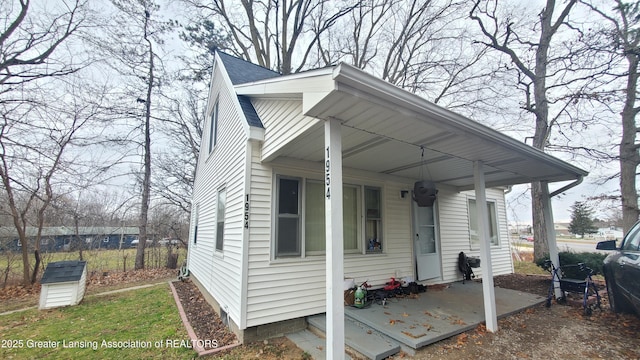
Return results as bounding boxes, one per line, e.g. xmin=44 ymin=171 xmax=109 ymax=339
xmin=41 ymin=261 xmax=86 ymax=284
xmin=217 ymin=51 xmax=280 ymax=85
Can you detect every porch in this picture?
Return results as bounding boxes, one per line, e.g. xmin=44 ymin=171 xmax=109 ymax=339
xmin=288 ymin=281 xmax=545 ymax=359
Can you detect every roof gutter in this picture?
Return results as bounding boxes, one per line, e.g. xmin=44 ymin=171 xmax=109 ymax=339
xmin=550 ymin=175 xmax=584 ymax=198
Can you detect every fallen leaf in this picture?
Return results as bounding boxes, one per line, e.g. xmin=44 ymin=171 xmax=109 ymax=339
xmin=401 ymin=331 xmax=426 ymax=339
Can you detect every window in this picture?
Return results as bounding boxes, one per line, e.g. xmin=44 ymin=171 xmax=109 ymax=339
xmin=622 ymin=222 xmax=640 ymax=252
xmin=468 ymin=198 xmax=499 ymax=248
xmin=365 ymin=187 xmax=382 ymax=252
xmin=208 ymin=99 xmax=219 ymax=154
xmin=193 ymin=204 xmax=199 ymax=245
xmin=276 ymin=177 xmax=301 ymax=257
xmin=274 ymin=175 xmax=380 ymax=259
xmin=216 ymin=189 xmax=226 ymax=251
xmin=304 ymin=180 xmax=360 ymax=255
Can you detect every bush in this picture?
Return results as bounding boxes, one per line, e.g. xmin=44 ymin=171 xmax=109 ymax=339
xmin=535 ymin=251 xmax=607 ymax=275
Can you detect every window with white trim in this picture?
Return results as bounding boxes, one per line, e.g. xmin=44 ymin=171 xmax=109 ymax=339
xmin=276 ymin=177 xmax=301 ymax=257
xmin=193 ymin=203 xmax=199 ymax=245
xmin=365 ymin=187 xmax=382 ymax=253
xmin=304 ymin=180 xmax=361 ymax=255
xmin=467 ymin=198 xmax=499 ymax=248
xmin=208 ymin=99 xmax=219 ymax=154
xmin=216 ymin=189 xmax=226 ymax=251
xmin=274 ymin=175 xmax=381 ymax=259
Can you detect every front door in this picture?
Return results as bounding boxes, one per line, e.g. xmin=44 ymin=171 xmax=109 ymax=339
xmin=413 ymin=202 xmax=441 ymax=280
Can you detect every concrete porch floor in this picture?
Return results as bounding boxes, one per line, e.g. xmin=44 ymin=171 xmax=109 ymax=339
xmin=343 ymin=280 xmax=545 ymax=350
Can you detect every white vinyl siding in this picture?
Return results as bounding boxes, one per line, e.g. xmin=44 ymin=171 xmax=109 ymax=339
xmin=188 ymin=59 xmax=247 ymax=330
xmin=251 ymin=99 xmax=322 ymax=161
xmin=437 ymin=188 xmax=512 ymax=284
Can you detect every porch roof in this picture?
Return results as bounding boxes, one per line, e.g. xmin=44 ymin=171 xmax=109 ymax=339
xmin=236 ymin=62 xmax=587 ymax=190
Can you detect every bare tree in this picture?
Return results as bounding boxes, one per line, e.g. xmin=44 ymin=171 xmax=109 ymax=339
xmin=328 ymin=0 xmax=500 ymax=115
xmin=0 ymin=1 xmax=92 ymax=285
xmin=470 ymin=0 xmax=611 ymax=260
xmin=0 ymin=81 xmax=105 ymax=285
xmin=155 ymin=87 xmax=204 ymax=214
xmin=183 ymin=0 xmax=359 ymax=74
xmin=92 ymin=0 xmax=174 ymax=270
xmin=0 ymin=0 xmax=89 ymax=92
xmin=583 ymin=0 xmax=640 ymax=233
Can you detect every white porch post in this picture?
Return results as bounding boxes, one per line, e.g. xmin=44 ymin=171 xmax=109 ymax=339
xmin=325 ymin=117 xmax=344 ymax=359
xmin=473 ymin=161 xmax=498 ymax=332
xmin=541 ymin=181 xmax=562 ymax=299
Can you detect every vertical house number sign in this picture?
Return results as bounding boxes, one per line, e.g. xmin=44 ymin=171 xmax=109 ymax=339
xmin=325 ymin=146 xmax=331 ymax=199
xmin=244 ymin=194 xmax=250 ymax=228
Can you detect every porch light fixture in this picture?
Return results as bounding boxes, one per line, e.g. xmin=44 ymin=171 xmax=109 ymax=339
xmin=412 ymin=146 xmax=437 ymax=207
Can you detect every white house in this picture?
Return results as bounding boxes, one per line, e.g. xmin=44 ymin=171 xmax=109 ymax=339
xmin=186 ymin=52 xmax=587 ymax=352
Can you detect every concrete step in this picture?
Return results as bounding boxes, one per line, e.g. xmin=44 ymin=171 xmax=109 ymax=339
xmin=307 ymin=314 xmax=401 ymax=360
xmin=286 ymin=329 xmax=332 ymax=360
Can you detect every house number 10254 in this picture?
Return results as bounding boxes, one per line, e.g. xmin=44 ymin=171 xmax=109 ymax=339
xmin=244 ymin=194 xmax=249 ymax=228
xmin=325 ymin=146 xmax=331 ymax=199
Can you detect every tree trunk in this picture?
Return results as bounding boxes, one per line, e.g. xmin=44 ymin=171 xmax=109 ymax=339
xmin=620 ymin=53 xmax=640 ymax=233
xmin=20 ymin=236 xmax=30 ymax=286
xmin=30 ymin=250 xmax=40 ymax=284
xmin=136 ymin=10 xmax=155 ymax=270
xmin=532 ymin=182 xmax=549 ymax=260
xmin=74 ymin=215 xmax=84 ymax=261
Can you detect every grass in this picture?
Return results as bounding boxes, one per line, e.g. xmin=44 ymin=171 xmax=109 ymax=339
xmin=1 ymin=247 xmax=186 ymax=286
xmin=513 ymin=260 xmax=548 ymax=275
xmin=0 ymin=284 xmax=196 ymax=359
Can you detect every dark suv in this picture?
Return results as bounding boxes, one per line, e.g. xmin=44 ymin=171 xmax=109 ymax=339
xmin=597 ymin=221 xmax=640 ymax=317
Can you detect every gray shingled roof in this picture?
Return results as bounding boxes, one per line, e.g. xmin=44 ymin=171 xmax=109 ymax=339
xmin=0 ymin=226 xmax=140 ymax=238
xmin=217 ymin=51 xmax=279 ymax=130
xmin=217 ymin=51 xmax=280 ymax=85
xmin=237 ymin=95 xmax=263 ymax=128
xmin=41 ymin=261 xmax=86 ymax=284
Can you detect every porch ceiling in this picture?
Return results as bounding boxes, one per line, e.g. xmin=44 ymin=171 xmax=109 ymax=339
xmin=256 ymin=63 xmax=588 ymax=190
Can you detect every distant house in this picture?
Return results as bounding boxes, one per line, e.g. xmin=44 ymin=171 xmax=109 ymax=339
xmin=0 ymin=226 xmax=141 ymax=252
xmin=186 ymin=52 xmax=587 ymax=345
xmin=596 ymin=226 xmax=624 ymax=240
xmin=554 ymin=222 xmax=571 ymax=237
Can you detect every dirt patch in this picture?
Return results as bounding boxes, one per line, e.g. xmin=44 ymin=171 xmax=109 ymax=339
xmin=171 ymin=279 xmax=237 ymax=350
xmin=172 ymin=279 xmax=308 ymax=358
xmin=403 ymin=274 xmax=640 ymax=359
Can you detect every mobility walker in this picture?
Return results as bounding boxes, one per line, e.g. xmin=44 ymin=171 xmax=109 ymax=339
xmin=543 ymin=260 xmax=602 ymax=315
